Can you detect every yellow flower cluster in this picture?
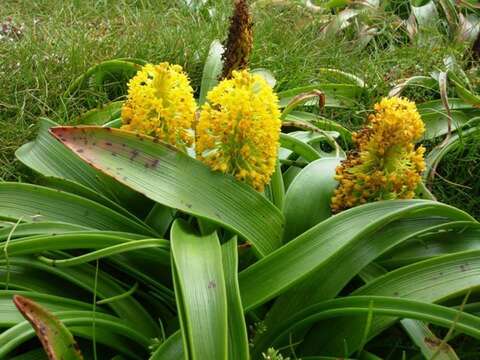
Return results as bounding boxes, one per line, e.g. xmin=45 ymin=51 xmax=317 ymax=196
xmin=121 ymin=62 xmax=196 ymax=148
xmin=331 ymin=97 xmax=426 ymax=213
xmin=196 ymin=70 xmax=281 ymax=191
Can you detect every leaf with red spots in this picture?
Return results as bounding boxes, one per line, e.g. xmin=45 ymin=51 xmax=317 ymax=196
xmin=49 ymin=126 xmax=284 ymax=257
xmin=13 ymin=295 xmax=83 ymax=360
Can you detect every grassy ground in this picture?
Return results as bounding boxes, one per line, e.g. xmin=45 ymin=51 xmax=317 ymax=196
xmin=0 ymin=0 xmax=478 ymax=216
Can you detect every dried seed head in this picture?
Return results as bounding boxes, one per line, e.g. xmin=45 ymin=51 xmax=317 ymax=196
xmin=221 ymin=0 xmax=253 ymax=79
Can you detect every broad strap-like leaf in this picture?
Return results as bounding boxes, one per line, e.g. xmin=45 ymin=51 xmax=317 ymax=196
xmin=360 ymin=263 xmax=460 ymax=360
xmin=239 ymin=200 xmax=473 ymax=311
xmin=63 ymin=59 xmax=141 ymax=97
xmin=0 ymin=183 xmax=155 ymax=236
xmin=420 ymin=110 xmax=470 ymax=140
xmin=13 ymin=295 xmax=84 ymax=360
xmin=171 ymin=220 xmax=228 ymax=360
xmin=424 ymin=126 xmax=480 ymax=181
xmin=222 ymin=237 xmax=249 ymax=360
xmin=303 ymin=250 xmax=480 ymax=356
xmin=255 ymin=207 xmax=473 ymax=350
xmin=283 ymin=158 xmax=340 ymax=242
xmin=0 ymin=257 xmax=159 ymax=338
xmin=50 ymin=126 xmax=284 ymax=257
xmin=198 ymin=40 xmax=224 ymax=105
xmin=280 ymin=133 xmax=321 ymax=162
xmin=77 ymin=101 xmax=123 ymax=125
xmin=147 ymin=201 xmax=477 ymax=359
xmin=0 ymin=291 xmax=92 ymax=327
xmin=16 ymin=118 xmax=149 ymax=215
xmin=252 ymin=296 xmax=480 ymax=357
xmin=0 ymin=222 xmax=91 ymax=242
xmin=379 ymin=221 xmax=480 ymax=268
xmin=1 ymin=310 xmax=149 ymax=359
xmin=150 ymin=332 xmax=183 ymax=360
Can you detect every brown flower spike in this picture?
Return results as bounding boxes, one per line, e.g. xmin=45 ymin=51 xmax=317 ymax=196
xmin=221 ymin=0 xmax=253 ymax=79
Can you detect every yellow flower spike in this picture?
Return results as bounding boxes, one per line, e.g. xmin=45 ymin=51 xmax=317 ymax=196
xmin=331 ymin=96 xmax=426 ymax=213
xmin=120 ymin=62 xmax=196 ymax=149
xmin=196 ymin=70 xmax=281 ymax=192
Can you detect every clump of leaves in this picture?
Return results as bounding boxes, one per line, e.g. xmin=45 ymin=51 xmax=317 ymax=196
xmin=2 ymin=2 xmax=480 ymax=359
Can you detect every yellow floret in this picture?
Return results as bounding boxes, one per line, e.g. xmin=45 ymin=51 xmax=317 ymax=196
xmin=331 ymin=97 xmax=426 ymax=213
xmin=196 ymin=70 xmax=281 ymax=191
xmin=121 ymin=62 xmax=196 ymax=149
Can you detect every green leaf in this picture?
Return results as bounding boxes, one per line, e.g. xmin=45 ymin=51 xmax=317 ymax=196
xmin=424 ymin=126 xmax=480 ymax=181
xmin=251 ymin=68 xmax=276 ymax=88
xmin=37 ymin=239 xmax=169 ymax=267
xmin=308 ymin=250 xmax=480 ymax=356
xmin=222 ymin=238 xmax=249 ymax=360
xmin=282 ymin=165 xmax=302 ymax=190
xmin=64 ymin=60 xmax=141 ymax=97
xmin=0 ymin=291 xmax=92 ymax=327
xmin=0 ymin=182 xmax=155 ymax=236
xmin=280 ymin=133 xmax=321 ymax=162
xmin=0 ymin=222 xmax=91 ymax=242
xmin=324 ymin=0 xmax=350 ymax=9
xmin=171 ymin=220 xmax=228 ymax=360
xmin=0 ymin=232 xmax=153 ymax=258
xmin=266 ymin=160 xmax=285 ymax=211
xmin=277 ymin=84 xmax=364 ymax=108
xmin=145 ymin=202 xmax=475 ymax=359
xmin=198 ymin=40 xmax=224 ymax=105
xmin=450 ymin=79 xmax=480 ymax=106
xmin=144 ymin=204 xmax=177 ymax=238
xmin=389 ymin=76 xmax=438 ymax=97
xmin=13 ymin=295 xmax=83 ymax=360
xmin=359 ymin=263 xmax=460 ymax=360
xmin=16 ymin=118 xmax=149 ymax=214
xmin=149 ymin=239 xmax=249 ymax=360
xmin=284 ymin=111 xmax=353 ymax=143
xmin=416 ymin=99 xmax=476 ymax=112
xmin=283 ymin=158 xmax=340 ymax=242
xmin=150 ymin=332 xmax=183 ymax=360
xmin=379 ymin=221 xmax=480 ymax=268
xmin=0 ymin=257 xmax=159 ymax=337
xmin=76 ymin=101 xmax=123 ymax=125
xmin=420 ymin=110 xmax=470 ymax=140
xmin=50 ymin=126 xmax=284 ymax=257
xmin=318 ymin=68 xmax=365 ymax=87
xmin=37 ymin=176 xmax=137 ymax=220
xmin=0 ymin=310 xmax=149 ymax=359
xmin=239 ymin=200 xmax=470 ymax=312
xmin=253 ymin=296 xmax=480 ymax=357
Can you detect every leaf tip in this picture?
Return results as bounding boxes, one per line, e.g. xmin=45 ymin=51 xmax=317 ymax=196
xmin=13 ymin=294 xmax=31 ymax=314
xmin=48 ymin=126 xmax=70 ymax=143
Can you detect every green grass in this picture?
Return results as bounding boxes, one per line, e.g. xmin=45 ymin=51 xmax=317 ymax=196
xmin=433 ymin=131 xmax=480 ymax=219
xmin=0 ymin=0 xmax=478 ymax=216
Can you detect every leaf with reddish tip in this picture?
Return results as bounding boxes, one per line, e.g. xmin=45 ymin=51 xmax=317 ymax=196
xmin=13 ymin=295 xmax=83 ymax=360
xmin=49 ymin=126 xmax=284 ymax=257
